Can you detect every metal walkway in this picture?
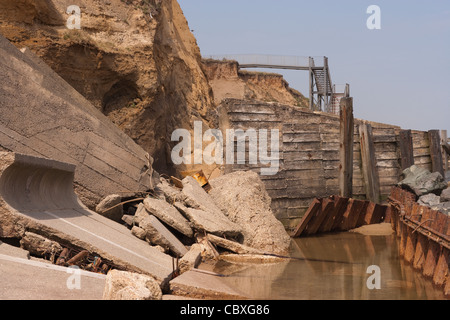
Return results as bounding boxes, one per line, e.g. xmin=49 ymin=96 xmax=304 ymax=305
xmin=206 ymin=54 xmax=349 ymax=113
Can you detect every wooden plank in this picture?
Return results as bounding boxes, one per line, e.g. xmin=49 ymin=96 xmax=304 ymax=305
xmin=428 ymin=130 xmax=445 ymax=176
xmin=441 ymin=130 xmax=448 ymax=173
xmin=359 ymin=123 xmax=381 ymax=203
xmin=304 ymin=198 xmax=335 ymax=236
xmin=330 ymin=197 xmax=350 ymax=231
xmin=291 ymin=199 xmax=322 ymax=237
xmin=339 ymin=98 xmax=354 ymax=198
xmin=399 ymin=130 xmax=415 ymax=170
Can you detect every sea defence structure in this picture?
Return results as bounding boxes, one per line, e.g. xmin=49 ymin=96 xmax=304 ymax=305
xmin=219 ymin=98 xmax=448 ymax=230
xmin=0 ymin=34 xmax=154 ymax=209
xmin=0 ymin=152 xmax=173 ymax=283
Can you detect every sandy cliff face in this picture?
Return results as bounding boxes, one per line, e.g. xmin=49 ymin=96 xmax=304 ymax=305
xmin=202 ymin=59 xmax=309 ymax=108
xmin=0 ymin=0 xmax=215 ymax=174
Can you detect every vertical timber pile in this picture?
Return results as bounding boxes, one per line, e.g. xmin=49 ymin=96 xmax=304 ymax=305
xmin=428 ymin=130 xmax=445 ymax=177
xmin=399 ymin=130 xmax=415 ymax=171
xmin=359 ymin=123 xmax=381 ymax=204
xmin=339 ymin=97 xmax=354 ymax=198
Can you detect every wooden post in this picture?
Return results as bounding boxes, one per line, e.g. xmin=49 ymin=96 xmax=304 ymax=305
xmin=359 ymin=123 xmax=381 ymax=204
xmin=339 ymin=97 xmax=354 ymax=198
xmin=398 ymin=130 xmax=414 ymax=171
xmin=428 ymin=130 xmax=445 ymax=176
xmin=441 ymin=130 xmax=448 ymax=173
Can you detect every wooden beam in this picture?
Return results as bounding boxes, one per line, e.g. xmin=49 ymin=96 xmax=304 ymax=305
xmin=339 ymin=98 xmax=354 ymax=198
xmin=441 ymin=130 xmax=449 ymax=173
xmin=428 ymin=130 xmax=445 ymax=176
xmin=359 ymin=123 xmax=381 ymax=204
xmin=398 ymin=129 xmax=414 ymax=171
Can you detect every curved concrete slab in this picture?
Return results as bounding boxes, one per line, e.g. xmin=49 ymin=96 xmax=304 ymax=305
xmin=0 ymin=152 xmax=173 ymax=284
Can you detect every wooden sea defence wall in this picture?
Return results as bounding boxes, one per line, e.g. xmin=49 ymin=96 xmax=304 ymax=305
xmin=218 ymin=99 xmax=444 ymax=230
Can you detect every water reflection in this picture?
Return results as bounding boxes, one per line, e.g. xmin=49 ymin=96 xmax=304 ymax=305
xmin=213 ymin=232 xmax=446 ymax=300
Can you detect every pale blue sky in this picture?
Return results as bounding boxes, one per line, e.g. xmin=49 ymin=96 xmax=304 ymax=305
xmin=178 ymin=0 xmax=450 ymax=133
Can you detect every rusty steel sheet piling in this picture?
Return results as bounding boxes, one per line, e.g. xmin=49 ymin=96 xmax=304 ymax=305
xmin=388 ymin=187 xmax=450 ymax=298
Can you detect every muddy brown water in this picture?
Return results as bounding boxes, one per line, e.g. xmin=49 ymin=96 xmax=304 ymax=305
xmin=213 ymin=231 xmax=447 ymax=300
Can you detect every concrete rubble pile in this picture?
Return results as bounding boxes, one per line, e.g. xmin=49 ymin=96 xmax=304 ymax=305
xmin=100 ymin=171 xmax=292 ymax=271
xmin=398 ymin=165 xmax=450 ymax=216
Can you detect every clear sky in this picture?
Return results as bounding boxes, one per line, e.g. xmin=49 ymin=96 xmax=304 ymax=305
xmin=178 ymin=0 xmax=450 ymax=133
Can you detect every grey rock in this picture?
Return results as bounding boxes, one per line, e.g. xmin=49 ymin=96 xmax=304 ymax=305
xmin=432 ymin=202 xmax=450 ymax=216
xmin=103 ymin=270 xmax=162 ymax=300
xmin=95 ymin=194 xmax=123 ymax=222
xmin=140 ymin=215 xmax=188 ymax=257
xmin=418 ymin=193 xmax=441 ymax=207
xmin=440 ymin=188 xmax=450 ymax=202
xmin=398 ymin=165 xmax=447 ymax=196
xmin=209 ymin=171 xmax=291 ymax=255
xmin=143 ymin=197 xmax=193 ymax=238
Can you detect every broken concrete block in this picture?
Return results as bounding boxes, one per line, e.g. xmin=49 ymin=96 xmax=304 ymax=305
xmin=103 ymin=270 xmax=162 ymax=300
xmin=140 ymin=215 xmax=188 ymax=257
xmin=134 ymin=202 xmax=148 ymax=225
xmin=207 ymin=234 xmax=264 ymax=255
xmin=169 ymin=270 xmax=247 ymax=300
xmin=175 ymin=202 xmax=242 ymax=239
xmin=157 ymin=178 xmax=186 ymax=204
xmin=19 ymin=232 xmax=63 ymax=258
xmin=96 ymin=194 xmax=123 ymax=222
xmin=181 ymin=176 xmax=223 ymax=216
xmin=209 ymin=171 xmax=291 ymax=255
xmin=131 ymin=226 xmax=147 ymax=240
xmin=121 ymin=214 xmax=135 ymax=227
xmin=178 ymin=243 xmax=203 ymax=274
xmin=143 ymin=197 xmax=193 ymax=238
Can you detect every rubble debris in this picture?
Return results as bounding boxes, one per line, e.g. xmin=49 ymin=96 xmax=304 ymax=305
xmin=175 ymin=202 xmax=242 ymax=239
xmin=169 ymin=270 xmax=248 ymax=300
xmin=157 ymin=178 xmax=186 ymax=203
xmin=103 ymin=270 xmax=162 ymax=300
xmin=218 ymin=253 xmax=290 ymax=265
xmin=19 ymin=232 xmax=63 ymax=260
xmin=139 ymin=215 xmax=188 ymax=257
xmin=67 ymin=250 xmax=89 ymax=266
xmin=206 ymin=234 xmax=264 ymax=255
xmin=121 ymin=215 xmax=135 ymax=227
xmin=182 ymin=170 xmax=212 ymax=192
xmin=181 ymin=176 xmax=224 ymax=216
xmin=131 ymin=226 xmax=147 ymax=241
xmin=143 ymin=197 xmax=193 ymax=238
xmin=441 ymin=188 xmax=450 ymax=202
xmin=398 ymin=165 xmax=447 ymax=197
xmin=209 ymin=171 xmax=291 ymax=255
xmin=178 ymin=244 xmax=203 ymax=274
xmin=95 ymin=194 xmax=123 ymax=223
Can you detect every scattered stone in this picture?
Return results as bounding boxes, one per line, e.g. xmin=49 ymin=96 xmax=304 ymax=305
xmin=121 ymin=214 xmax=135 ymax=227
xmin=140 ymin=215 xmax=188 ymax=257
xmin=175 ymin=203 xmax=242 ymax=239
xmin=134 ymin=202 xmax=148 ymax=225
xmin=398 ymin=165 xmax=447 ymax=196
xmin=431 ymin=202 xmax=450 ymax=216
xmin=143 ymin=197 xmax=193 ymax=238
xmin=95 ymin=194 xmax=123 ymax=222
xmin=19 ymin=232 xmax=63 ymax=258
xmin=418 ymin=193 xmax=441 ymax=207
xmin=157 ymin=178 xmax=186 ymax=204
xmin=207 ymin=234 xmax=264 ymax=255
xmin=131 ymin=226 xmax=147 ymax=240
xmin=441 ymin=188 xmax=450 ymax=202
xmin=102 ymin=270 xmax=162 ymax=300
xmin=178 ymin=243 xmax=203 ymax=274
xmin=209 ymin=171 xmax=291 ymax=255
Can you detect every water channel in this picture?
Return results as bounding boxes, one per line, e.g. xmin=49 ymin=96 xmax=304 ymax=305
xmin=212 ymin=226 xmax=447 ymax=300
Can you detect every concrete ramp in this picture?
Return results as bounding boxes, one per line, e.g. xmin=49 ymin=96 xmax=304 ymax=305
xmin=0 ymin=152 xmax=173 ymax=283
